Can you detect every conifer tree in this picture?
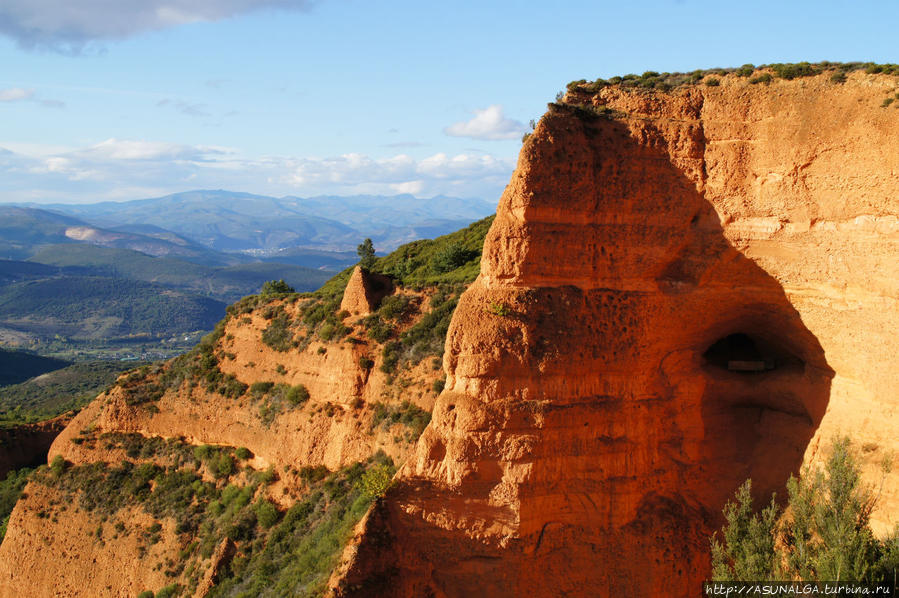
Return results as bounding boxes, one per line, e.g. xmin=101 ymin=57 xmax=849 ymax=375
xmin=711 ymin=437 xmax=898 ymax=585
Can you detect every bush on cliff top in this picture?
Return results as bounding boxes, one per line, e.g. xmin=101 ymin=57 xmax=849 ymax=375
xmin=565 ymin=62 xmax=899 ymax=96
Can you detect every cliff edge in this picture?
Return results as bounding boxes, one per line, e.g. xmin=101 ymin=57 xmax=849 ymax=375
xmin=334 ymin=68 xmax=899 ymax=597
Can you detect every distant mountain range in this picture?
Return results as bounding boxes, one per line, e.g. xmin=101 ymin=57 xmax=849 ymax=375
xmin=0 ymin=191 xmax=494 ymax=349
xmin=22 ymin=190 xmax=496 ymax=254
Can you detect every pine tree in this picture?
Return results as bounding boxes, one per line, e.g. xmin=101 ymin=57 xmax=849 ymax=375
xmin=712 ymin=437 xmax=896 ymax=585
xmin=710 ymin=480 xmax=780 ymax=580
xmin=357 ymin=238 xmax=376 ymax=271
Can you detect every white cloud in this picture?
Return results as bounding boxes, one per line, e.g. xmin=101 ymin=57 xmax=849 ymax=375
xmin=0 ymin=0 xmax=315 ymax=52
xmin=444 ymin=105 xmax=527 ymax=141
xmin=390 ymin=180 xmax=424 ymax=195
xmin=81 ymin=138 xmax=230 ymax=161
xmin=0 ymin=141 xmax=515 ymax=203
xmin=0 ymin=87 xmax=34 ymax=101
xmin=0 ymin=87 xmax=65 ymax=108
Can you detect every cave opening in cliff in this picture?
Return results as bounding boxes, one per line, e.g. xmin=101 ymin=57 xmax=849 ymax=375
xmin=703 ymin=332 xmax=804 ymax=374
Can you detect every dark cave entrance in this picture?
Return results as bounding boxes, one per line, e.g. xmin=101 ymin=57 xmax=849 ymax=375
xmin=702 ymin=332 xmax=805 ymax=374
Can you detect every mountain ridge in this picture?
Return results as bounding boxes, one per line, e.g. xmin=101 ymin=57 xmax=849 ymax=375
xmin=15 ymin=190 xmax=496 ymax=254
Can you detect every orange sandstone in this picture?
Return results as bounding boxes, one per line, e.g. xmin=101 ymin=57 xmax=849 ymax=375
xmin=333 ymin=71 xmax=899 ymax=597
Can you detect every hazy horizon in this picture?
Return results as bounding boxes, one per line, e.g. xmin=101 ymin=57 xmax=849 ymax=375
xmin=1 ymin=0 xmax=896 ymax=204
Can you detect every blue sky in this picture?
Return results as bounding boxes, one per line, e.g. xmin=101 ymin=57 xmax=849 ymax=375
xmin=1 ymin=0 xmax=897 ymax=204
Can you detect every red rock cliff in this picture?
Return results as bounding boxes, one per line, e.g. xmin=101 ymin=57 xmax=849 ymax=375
xmin=334 ymin=71 xmax=899 ymax=597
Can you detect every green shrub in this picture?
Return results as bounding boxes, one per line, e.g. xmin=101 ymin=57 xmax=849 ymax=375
xmin=710 ymin=480 xmax=779 ymax=580
xmin=362 ymin=315 xmax=393 ymax=343
xmin=236 ymin=447 xmax=252 ymax=460
xmin=299 ymin=465 xmax=330 ymax=484
xmin=260 ymin=280 xmax=295 ymax=295
xmin=249 ymin=381 xmax=275 ymax=396
xmin=137 ymin=591 xmax=154 ymax=598
xmin=380 ymin=341 xmax=400 ymax=374
xmin=770 ymin=62 xmax=816 ymax=80
xmin=254 ymin=500 xmax=279 ymax=529
xmin=370 ymin=400 xmax=431 ymax=440
xmin=705 ymin=78 xmax=720 ymax=87
xmin=358 ymin=356 xmax=374 ymax=370
xmin=213 ymin=454 xmax=234 ymax=479
xmin=432 ymin=378 xmax=446 ymax=394
xmin=830 ymin=71 xmax=847 ymax=84
xmin=486 ymin=302 xmax=511 ymax=317
xmin=736 ymin=64 xmax=755 ymax=77
xmin=0 ymin=467 xmax=33 ymax=541
xmin=378 ymin=295 xmax=415 ymax=321
xmin=50 ymin=455 xmax=66 ymax=477
xmin=286 ymin=384 xmax=310 ymax=406
xmin=261 ymin=315 xmax=294 ymax=352
xmin=154 ymin=584 xmax=180 ymax=598
xmin=749 ymin=73 xmax=773 ymax=85
xmin=360 ymin=464 xmax=393 ymax=499
xmin=882 ymin=97 xmax=894 ymax=108
xmin=711 ymin=437 xmax=897 ymax=584
xmin=429 ymin=243 xmax=478 ymax=275
xmin=255 ymin=466 xmax=277 ymax=485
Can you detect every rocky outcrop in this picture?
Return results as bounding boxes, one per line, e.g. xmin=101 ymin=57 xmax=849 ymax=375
xmin=340 ymin=267 xmax=394 ymax=316
xmin=334 ymin=71 xmax=899 ymax=597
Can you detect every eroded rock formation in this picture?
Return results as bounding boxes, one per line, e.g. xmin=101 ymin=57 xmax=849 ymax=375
xmin=334 ymin=71 xmax=899 ymax=597
xmin=0 ymin=284 xmax=442 ymax=597
xmin=340 ymin=267 xmax=394 ymax=316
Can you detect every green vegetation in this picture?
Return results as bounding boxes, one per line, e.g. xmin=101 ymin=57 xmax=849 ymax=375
xmin=370 ymin=215 xmax=494 ymax=288
xmin=0 ymin=467 xmax=33 ymax=542
xmin=486 ymin=301 xmax=512 ymax=317
xmin=277 ymin=215 xmax=492 ymax=364
xmin=356 ymin=238 xmax=376 ymax=271
xmin=31 ymin=432 xmax=394 ymax=596
xmin=0 ymin=276 xmax=225 ymax=340
xmin=286 ymin=384 xmax=310 ymax=406
xmin=260 ymin=279 xmax=295 ymax=296
xmin=370 ymin=400 xmax=431 ymax=442
xmin=115 ymin=322 xmax=245 ymax=406
xmin=209 ymin=452 xmax=395 ymax=597
xmin=261 ymin=314 xmax=295 ymax=352
xmin=429 ymin=243 xmax=478 ymax=275
xmin=564 ymin=62 xmax=899 ymax=96
xmin=27 ymin=244 xmax=330 ymax=303
xmin=0 ymin=360 xmax=144 ymax=424
xmin=749 ymin=73 xmax=773 ymax=85
xmin=711 ymin=437 xmax=899 ymax=584
xmin=379 ymin=288 xmax=460 ymax=374
xmin=0 ymin=347 xmax=69 ymax=386
xmin=249 ymin=382 xmax=310 ymax=426
xmin=360 ymin=463 xmax=393 ymax=499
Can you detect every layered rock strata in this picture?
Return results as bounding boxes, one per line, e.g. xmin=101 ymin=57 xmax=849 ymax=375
xmin=335 ymin=72 xmax=899 ymax=597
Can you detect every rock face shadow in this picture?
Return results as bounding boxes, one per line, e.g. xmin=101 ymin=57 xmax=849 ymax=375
xmin=334 ymin=102 xmax=833 ymax=598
